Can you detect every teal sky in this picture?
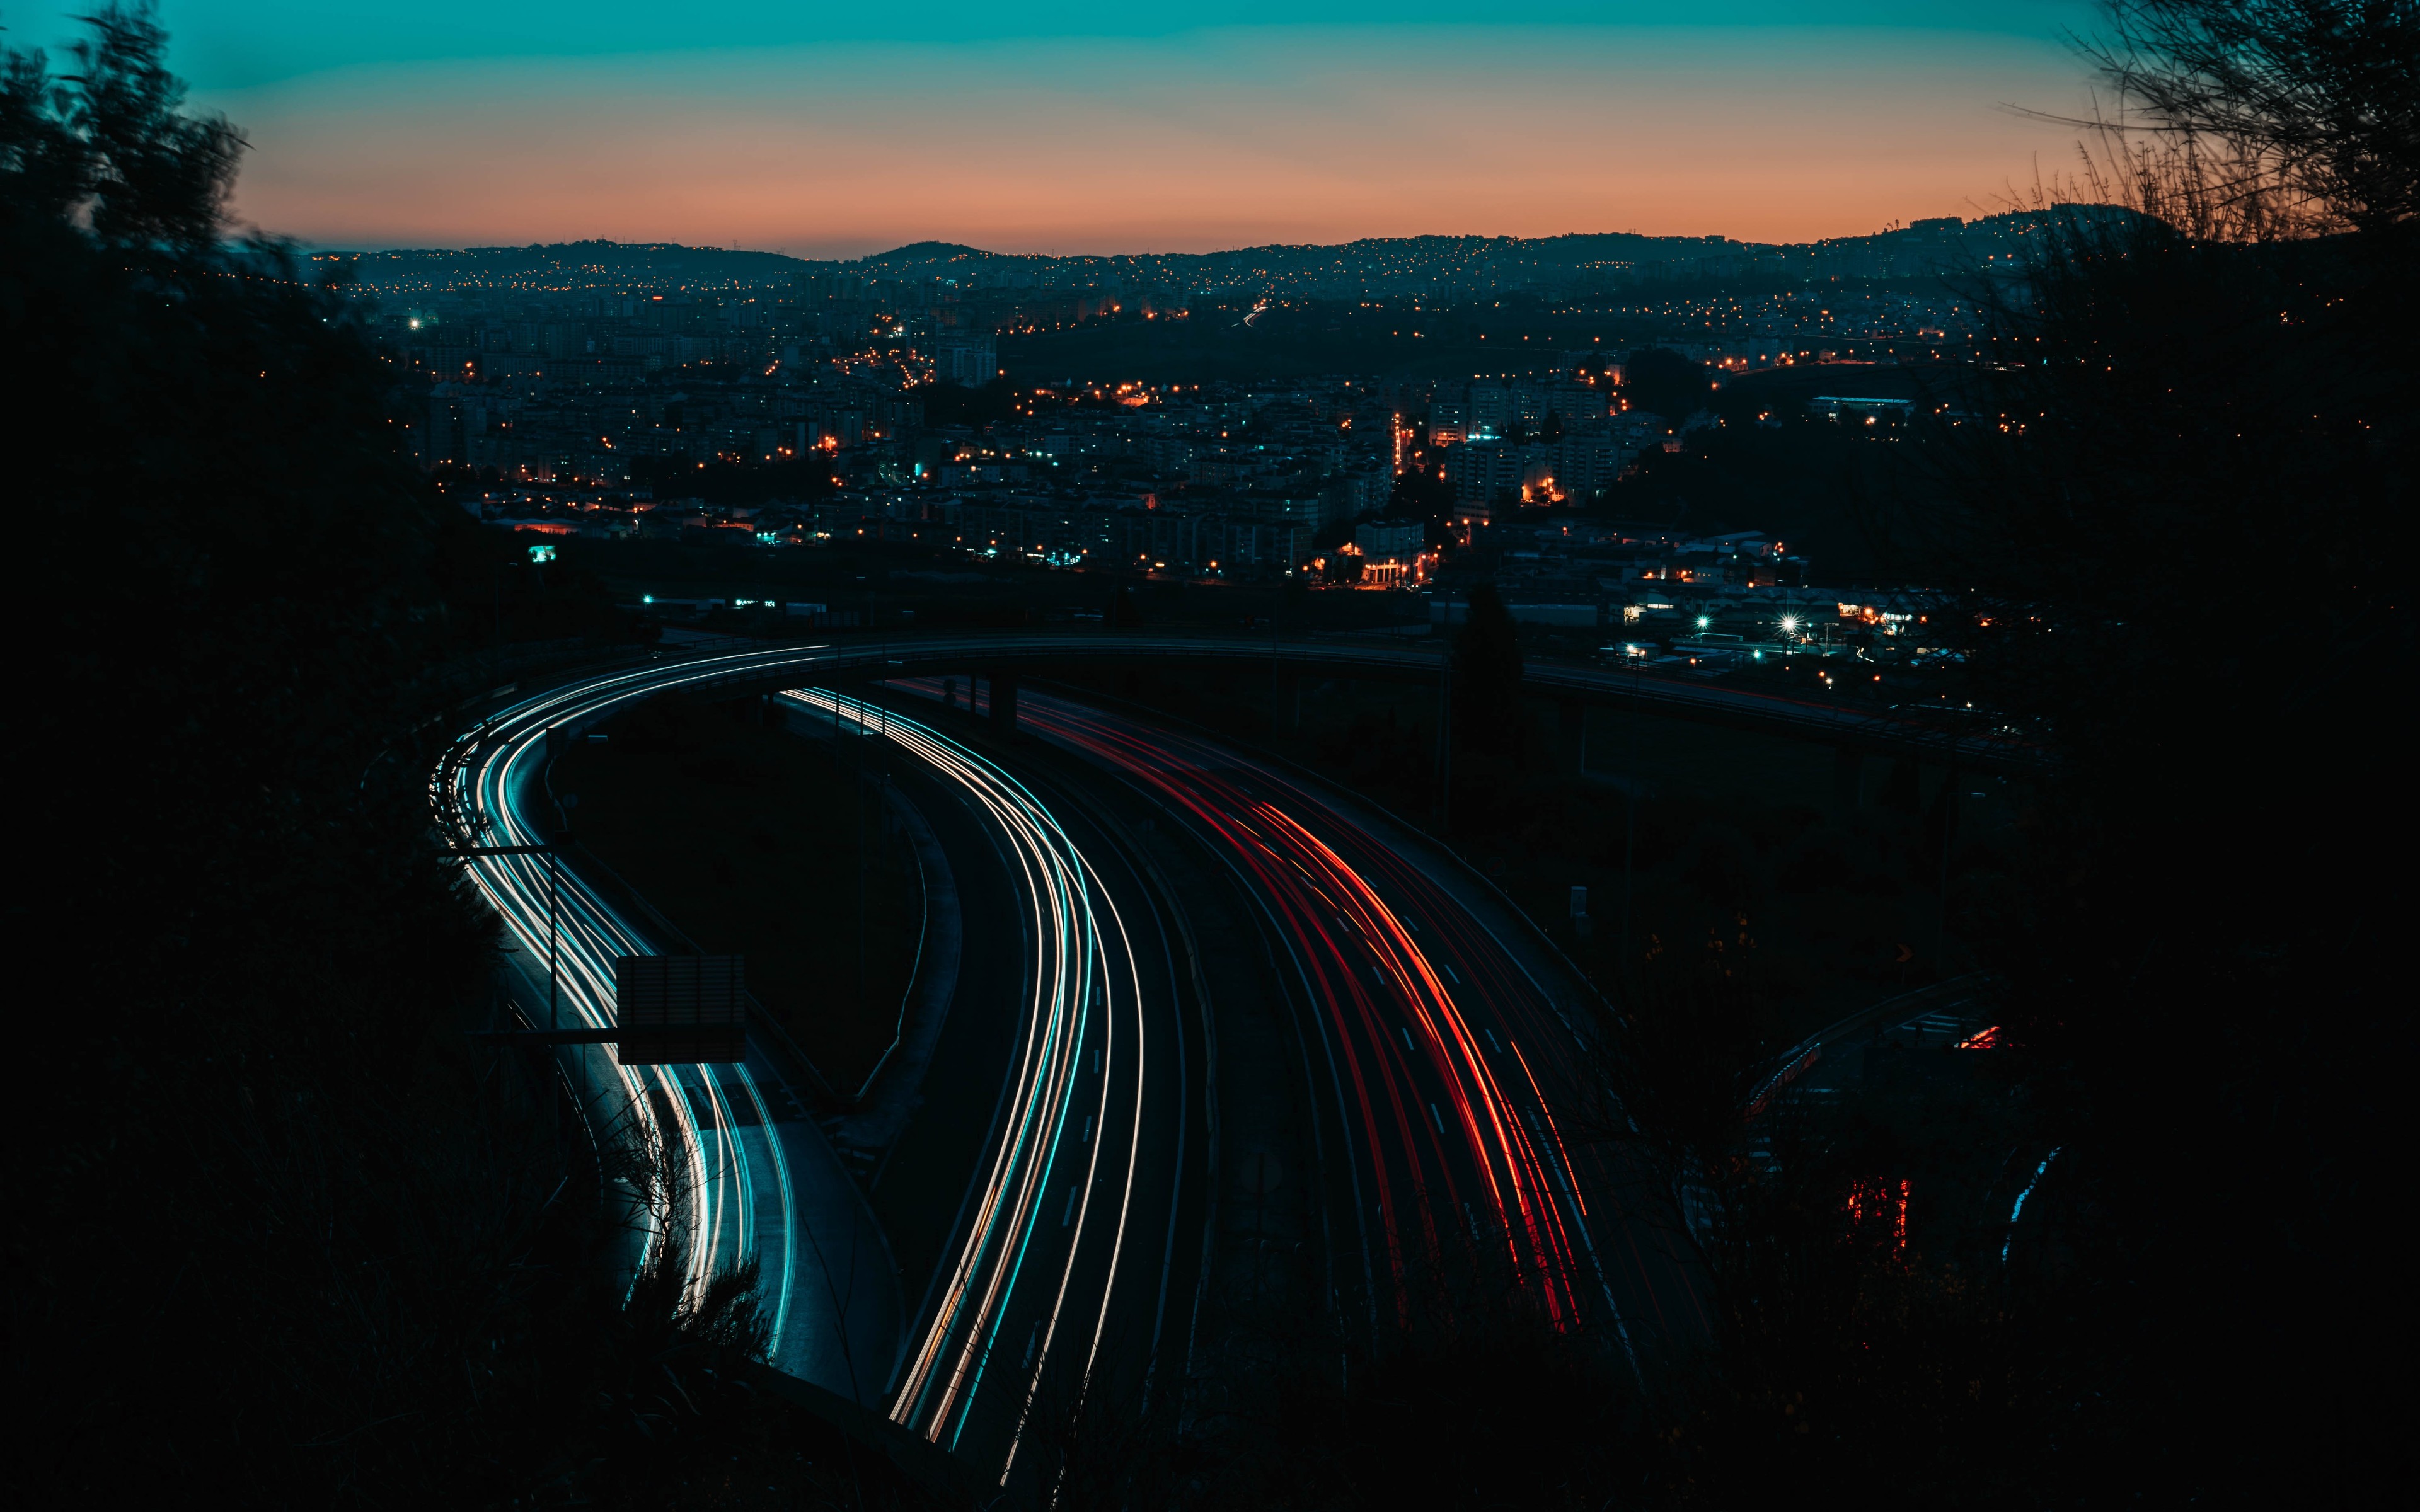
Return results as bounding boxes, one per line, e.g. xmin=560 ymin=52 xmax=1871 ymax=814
xmin=1 ymin=3 xmax=2113 ymax=255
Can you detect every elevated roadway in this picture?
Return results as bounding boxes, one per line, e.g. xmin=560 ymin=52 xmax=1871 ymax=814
xmin=881 ymin=675 xmax=1707 ymax=1383
xmin=439 ymin=656 xmax=1202 ymax=1488
xmin=652 ymin=631 xmax=2042 ymax=773
xmin=775 ymin=692 xmax=1199 ymax=1487
xmin=439 ymin=665 xmax=902 ymax=1402
xmin=436 ymin=633 xmax=2014 ymax=1482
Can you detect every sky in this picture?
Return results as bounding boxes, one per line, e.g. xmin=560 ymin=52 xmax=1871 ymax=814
xmin=3 ymin=2 xmax=2114 ymax=256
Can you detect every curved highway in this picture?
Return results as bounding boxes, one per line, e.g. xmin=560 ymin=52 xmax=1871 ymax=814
xmin=891 ymin=676 xmax=1705 ymax=1369
xmin=775 ymin=691 xmax=1194 ymax=1484
xmin=664 ymin=629 xmax=2039 ymax=770
xmin=439 ymin=632 xmax=1889 ymax=1477
xmin=437 ymin=645 xmax=1200 ymax=1489
xmin=439 ymin=654 xmax=905 ymax=1400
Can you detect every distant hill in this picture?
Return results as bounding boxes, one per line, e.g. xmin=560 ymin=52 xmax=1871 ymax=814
xmin=850 ymin=231 xmax=1749 ymax=280
xmin=330 ymin=209 xmax=2142 ymax=296
xmin=320 ymin=239 xmax=816 ymax=292
xmin=859 ymin=241 xmax=993 ymax=267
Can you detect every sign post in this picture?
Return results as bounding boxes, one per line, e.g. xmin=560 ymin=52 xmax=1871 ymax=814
xmin=612 ymin=954 xmax=747 ymax=1065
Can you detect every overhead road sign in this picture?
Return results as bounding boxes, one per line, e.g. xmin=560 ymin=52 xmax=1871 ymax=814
xmin=613 ymin=954 xmax=747 ymax=1064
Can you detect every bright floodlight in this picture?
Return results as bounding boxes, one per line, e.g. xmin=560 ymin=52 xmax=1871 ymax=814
xmin=1780 ymin=615 xmax=1799 ymax=634
xmin=1696 ymin=615 xmax=1710 ymax=629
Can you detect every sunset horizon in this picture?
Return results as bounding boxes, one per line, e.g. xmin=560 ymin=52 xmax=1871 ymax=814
xmin=6 ymin=5 xmax=2106 ymax=255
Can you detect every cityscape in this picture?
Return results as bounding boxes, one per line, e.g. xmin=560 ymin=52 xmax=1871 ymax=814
xmin=361 ymin=226 xmax=2017 ymax=631
xmin=13 ymin=4 xmax=2407 ymax=1509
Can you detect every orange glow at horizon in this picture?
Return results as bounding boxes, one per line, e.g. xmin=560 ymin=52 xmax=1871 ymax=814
xmin=213 ymin=28 xmax=2098 ymax=255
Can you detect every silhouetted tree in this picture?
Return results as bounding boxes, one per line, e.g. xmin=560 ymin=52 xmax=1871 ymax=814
xmin=1447 ymin=583 xmax=1524 ymax=826
xmin=921 ymin=374 xmax=1020 ymax=427
xmin=1867 ymin=1 xmax=2416 ymax=1498
xmin=8 ymin=13 xmax=901 ymax=1506
xmin=1 ymin=3 xmax=240 ymax=247
xmin=1620 ymin=346 xmax=1712 ymax=427
xmin=2079 ymin=0 xmax=2419 ymax=238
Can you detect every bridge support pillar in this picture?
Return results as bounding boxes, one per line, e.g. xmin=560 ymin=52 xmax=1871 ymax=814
xmin=1833 ymin=747 xmax=1865 ymax=815
xmin=991 ymin=672 xmax=1018 ymax=733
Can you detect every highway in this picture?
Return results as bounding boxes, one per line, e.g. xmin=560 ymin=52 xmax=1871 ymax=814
xmin=775 ymin=691 xmax=1199 ymax=1485
xmin=891 ymin=676 xmax=1706 ymax=1370
xmin=438 ymin=645 xmax=1201 ymax=1488
xmin=656 ymin=629 xmax=2041 ymax=770
xmin=436 ymin=633 xmax=1944 ymax=1478
xmin=439 ymin=656 xmax=901 ymax=1400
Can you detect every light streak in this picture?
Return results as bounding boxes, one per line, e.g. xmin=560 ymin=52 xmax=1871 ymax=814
xmin=2003 ymin=1147 xmax=2061 ymax=1264
xmin=997 ymin=690 xmax=1598 ymax=1333
xmin=436 ymin=644 xmax=882 ymax=1380
xmin=778 ymin=691 xmax=1146 ymax=1484
xmin=446 ymin=678 xmax=788 ymax=1339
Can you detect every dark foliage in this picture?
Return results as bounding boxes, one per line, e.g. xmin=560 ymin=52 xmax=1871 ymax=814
xmin=1567 ymin=931 xmax=2064 ymax=1508
xmin=920 ymin=375 xmax=1020 ymax=428
xmin=1618 ymin=346 xmax=1714 ymax=427
xmin=5 ymin=13 xmax=923 ymax=1504
xmin=1264 ymin=1322 xmax=1628 ymax=1512
xmin=2080 ymin=0 xmax=2419 ymax=236
xmin=1604 ymin=419 xmax=1902 ymax=575
xmin=1448 ymin=582 xmax=1525 ymax=811
xmin=1845 ymin=6 xmax=2412 ymax=1498
xmin=1384 ymin=443 xmax=1456 ymax=533
xmin=1881 ymin=234 xmax=2407 ymax=1498
xmin=2 ymin=2 xmax=240 ymax=246
xmin=626 ymin=452 xmax=838 ymax=505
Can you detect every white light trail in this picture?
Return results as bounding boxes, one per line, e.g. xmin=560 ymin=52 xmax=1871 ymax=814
xmin=781 ymin=690 xmax=1145 ymax=1482
xmin=438 ymin=651 xmax=841 ymax=1351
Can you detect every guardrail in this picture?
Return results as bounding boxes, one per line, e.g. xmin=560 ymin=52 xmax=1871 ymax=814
xmin=1742 ymin=972 xmax=1992 ymax=1118
xmin=523 ymin=628 xmax=2045 ymax=770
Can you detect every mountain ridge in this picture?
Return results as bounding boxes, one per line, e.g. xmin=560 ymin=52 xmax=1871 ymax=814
xmin=320 ymin=207 xmax=2132 ymax=292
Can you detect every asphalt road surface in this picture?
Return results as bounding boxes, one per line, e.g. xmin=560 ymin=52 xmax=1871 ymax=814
xmin=442 ymin=663 xmax=901 ymax=1399
xmin=775 ymin=691 xmax=1205 ymax=1489
xmin=890 ymin=677 xmax=1708 ymax=1378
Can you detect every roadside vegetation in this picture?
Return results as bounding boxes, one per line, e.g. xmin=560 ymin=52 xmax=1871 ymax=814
xmin=556 ymin=689 xmax=924 ymax=1093
xmin=8 ymin=11 xmax=943 ymax=1506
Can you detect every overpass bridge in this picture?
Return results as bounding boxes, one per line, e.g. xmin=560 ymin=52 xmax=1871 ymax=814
xmin=633 ymin=630 xmax=2044 ymax=777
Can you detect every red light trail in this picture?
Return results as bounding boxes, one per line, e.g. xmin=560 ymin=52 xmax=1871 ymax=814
xmin=895 ymin=678 xmax=1705 ymax=1359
